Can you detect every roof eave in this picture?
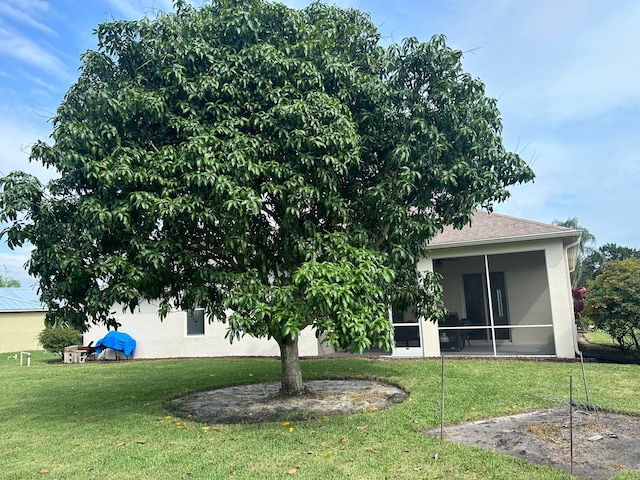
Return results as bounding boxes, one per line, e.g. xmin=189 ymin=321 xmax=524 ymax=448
xmin=427 ymin=230 xmax=582 ymax=251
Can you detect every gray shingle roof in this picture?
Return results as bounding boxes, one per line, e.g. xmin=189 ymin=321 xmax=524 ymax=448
xmin=0 ymin=288 xmax=47 ymax=312
xmin=428 ymin=211 xmax=581 ymax=248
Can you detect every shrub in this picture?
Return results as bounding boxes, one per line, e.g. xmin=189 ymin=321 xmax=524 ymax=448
xmin=583 ymin=258 xmax=640 ymax=356
xmin=37 ymin=327 xmax=82 ymax=358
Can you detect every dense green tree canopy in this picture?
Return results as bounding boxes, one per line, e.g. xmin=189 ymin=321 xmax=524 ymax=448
xmin=0 ymin=0 xmax=534 ymax=394
xmin=583 ymin=258 xmax=640 ymax=355
xmin=581 ymin=243 xmax=640 ymax=285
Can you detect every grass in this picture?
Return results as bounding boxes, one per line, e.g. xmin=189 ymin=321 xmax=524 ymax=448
xmin=1 ymin=351 xmax=640 ymax=479
xmin=583 ymin=330 xmax=617 ymax=346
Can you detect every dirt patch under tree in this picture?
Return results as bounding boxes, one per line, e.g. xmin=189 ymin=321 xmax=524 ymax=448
xmin=166 ymin=379 xmax=409 ymax=424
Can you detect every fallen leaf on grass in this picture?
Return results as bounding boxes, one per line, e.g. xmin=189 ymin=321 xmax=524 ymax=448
xmin=38 ymin=470 xmax=49 ymax=474
xmin=366 ymin=406 xmax=378 ymax=412
xmin=136 ymin=440 xmax=145 ymax=444
xmin=323 ymin=453 xmax=331 ymax=459
xmin=289 ymin=427 xmax=295 ymax=433
xmin=356 ymin=425 xmax=368 ymax=431
xmin=115 ymin=442 xmax=126 ymax=448
xmin=281 ymin=421 xmax=290 ymax=426
xmin=287 ymin=468 xmax=297 ymax=475
xmin=3 ymin=451 xmax=13 ymax=455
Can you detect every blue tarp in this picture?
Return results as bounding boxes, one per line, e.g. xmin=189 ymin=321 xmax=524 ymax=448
xmin=95 ymin=331 xmax=136 ymax=358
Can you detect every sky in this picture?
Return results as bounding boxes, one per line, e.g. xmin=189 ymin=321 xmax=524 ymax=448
xmin=1 ymin=0 xmax=639 ymax=287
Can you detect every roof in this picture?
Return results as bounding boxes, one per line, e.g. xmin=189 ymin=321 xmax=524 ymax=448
xmin=428 ymin=211 xmax=582 ymax=249
xmin=0 ymin=288 xmax=47 ymax=312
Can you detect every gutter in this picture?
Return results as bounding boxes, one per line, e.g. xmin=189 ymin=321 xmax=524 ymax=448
xmin=564 ymin=237 xmax=581 ymax=273
xmin=428 ymin=229 xmax=583 ymax=251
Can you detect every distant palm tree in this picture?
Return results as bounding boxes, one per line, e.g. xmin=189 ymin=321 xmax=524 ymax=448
xmin=552 ymin=217 xmax=595 ymax=286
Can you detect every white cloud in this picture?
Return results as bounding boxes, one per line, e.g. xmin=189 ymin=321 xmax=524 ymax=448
xmin=0 ymin=0 xmax=57 ymax=36
xmin=0 ymin=26 xmax=68 ymax=79
xmin=448 ymin=0 xmax=640 ymax=126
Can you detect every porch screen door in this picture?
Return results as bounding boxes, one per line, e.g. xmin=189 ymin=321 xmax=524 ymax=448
xmin=463 ymin=272 xmax=510 ymax=340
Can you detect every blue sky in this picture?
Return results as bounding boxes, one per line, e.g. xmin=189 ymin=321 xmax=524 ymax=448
xmin=1 ymin=0 xmax=639 ymax=286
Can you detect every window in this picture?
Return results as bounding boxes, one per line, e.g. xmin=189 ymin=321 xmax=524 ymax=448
xmin=187 ymin=308 xmax=205 ymax=336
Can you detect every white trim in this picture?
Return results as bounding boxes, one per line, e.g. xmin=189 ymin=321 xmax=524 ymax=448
xmin=428 ymin=230 xmax=582 ymax=250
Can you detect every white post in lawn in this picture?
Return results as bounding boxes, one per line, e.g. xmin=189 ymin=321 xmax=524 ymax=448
xmin=20 ymin=351 xmax=31 ymax=367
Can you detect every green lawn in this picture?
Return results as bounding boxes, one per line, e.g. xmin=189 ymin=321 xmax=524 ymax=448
xmin=1 ymin=351 xmax=640 ymax=479
xmin=583 ymin=330 xmax=617 ymax=346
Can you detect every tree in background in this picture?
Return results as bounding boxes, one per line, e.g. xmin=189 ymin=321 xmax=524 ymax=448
xmin=581 ymin=243 xmax=640 ymax=285
xmin=552 ymin=217 xmax=595 ymax=286
xmin=0 ymin=277 xmax=21 ymax=288
xmin=583 ymin=258 xmax=640 ymax=356
xmin=0 ymin=0 xmax=534 ymax=395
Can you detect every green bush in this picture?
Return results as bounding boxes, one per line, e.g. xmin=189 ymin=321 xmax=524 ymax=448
xmin=37 ymin=327 xmax=82 ymax=358
xmin=583 ymin=258 xmax=640 ymax=356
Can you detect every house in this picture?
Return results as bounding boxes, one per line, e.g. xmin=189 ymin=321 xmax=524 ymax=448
xmin=84 ymin=212 xmax=581 ymax=359
xmin=414 ymin=211 xmax=582 ymax=358
xmin=83 ymin=300 xmax=321 ymax=359
xmin=0 ymin=288 xmax=47 ymax=353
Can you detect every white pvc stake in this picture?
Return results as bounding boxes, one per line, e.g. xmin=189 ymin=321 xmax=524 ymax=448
xmin=20 ymin=352 xmax=31 ymax=367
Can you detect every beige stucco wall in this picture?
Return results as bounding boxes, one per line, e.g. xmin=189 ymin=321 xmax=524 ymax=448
xmin=543 ymin=241 xmax=578 ymax=357
xmin=83 ymin=301 xmax=319 ymax=359
xmin=0 ymin=311 xmax=45 ymax=353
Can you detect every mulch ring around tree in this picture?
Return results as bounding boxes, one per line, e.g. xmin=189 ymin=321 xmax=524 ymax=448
xmin=424 ymin=407 xmax=640 ymax=480
xmin=165 ymin=379 xmax=409 ymax=424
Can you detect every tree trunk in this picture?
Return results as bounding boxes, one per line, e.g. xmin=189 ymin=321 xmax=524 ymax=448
xmin=278 ymin=334 xmax=305 ymax=396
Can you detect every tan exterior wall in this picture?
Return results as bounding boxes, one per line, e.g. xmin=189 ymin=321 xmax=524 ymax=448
xmin=544 ymin=241 xmax=578 ymax=358
xmin=83 ymin=301 xmax=319 ymax=359
xmin=0 ymin=311 xmax=45 ymax=353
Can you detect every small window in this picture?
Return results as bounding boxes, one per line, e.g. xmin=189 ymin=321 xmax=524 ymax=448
xmin=187 ymin=308 xmax=205 ymax=336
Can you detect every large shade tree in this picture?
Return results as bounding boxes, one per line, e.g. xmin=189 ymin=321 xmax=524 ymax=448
xmin=0 ymin=0 xmax=534 ymax=395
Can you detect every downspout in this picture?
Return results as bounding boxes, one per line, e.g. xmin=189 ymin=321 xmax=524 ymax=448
xmin=564 ymin=237 xmax=582 ymax=356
